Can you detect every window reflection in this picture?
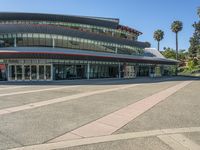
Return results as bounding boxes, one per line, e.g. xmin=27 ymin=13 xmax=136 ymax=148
xmin=0 ymin=33 xmax=143 ymax=55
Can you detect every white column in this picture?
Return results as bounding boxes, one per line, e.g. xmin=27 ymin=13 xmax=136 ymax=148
xmin=115 ymin=47 xmax=118 ymax=54
xmin=87 ymin=62 xmax=90 ymax=80
xmin=51 ymin=64 xmax=53 ymax=81
xmin=7 ymin=65 xmax=10 ymax=81
xmin=52 ymin=38 xmax=55 ymax=48
xmin=30 ymin=65 xmax=32 ymax=81
xmin=37 ymin=65 xmax=39 ymax=80
xmin=44 ymin=65 xmax=46 ymax=80
xmin=22 ymin=65 xmax=25 ymax=81
xmin=118 ymin=63 xmax=121 ymax=79
xmin=149 ymin=66 xmax=151 ymax=77
xmin=14 ymin=37 xmax=17 ymax=47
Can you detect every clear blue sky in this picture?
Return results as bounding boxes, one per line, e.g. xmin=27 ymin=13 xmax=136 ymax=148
xmin=0 ymin=0 xmax=199 ymax=50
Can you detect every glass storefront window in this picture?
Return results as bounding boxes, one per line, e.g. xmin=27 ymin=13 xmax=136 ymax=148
xmin=31 ymin=65 xmax=37 ymax=80
xmin=9 ymin=65 xmax=15 ymax=80
xmin=7 ymin=64 xmax=52 ymax=81
xmin=16 ymin=65 xmax=22 ymax=80
xmin=24 ymin=65 xmax=30 ymax=80
xmin=0 ymin=32 xmax=144 ymax=55
xmin=39 ymin=65 xmax=45 ymax=80
xmin=46 ymin=65 xmax=51 ymax=80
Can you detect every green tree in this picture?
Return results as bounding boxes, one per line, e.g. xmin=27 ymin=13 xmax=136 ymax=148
xmin=184 ymin=59 xmax=198 ymax=73
xmin=198 ymin=7 xmax=200 ymax=17
xmin=161 ymin=47 xmax=176 ymax=59
xmin=153 ymin=29 xmax=164 ymax=51
xmin=189 ymin=8 xmax=200 ymax=62
xmin=171 ymin=21 xmax=183 ymax=60
xmin=179 ymin=49 xmax=188 ymax=61
xmin=162 ymin=47 xmax=188 ymax=62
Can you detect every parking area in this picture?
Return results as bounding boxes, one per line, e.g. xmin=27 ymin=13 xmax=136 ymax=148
xmin=0 ymin=77 xmax=199 ymax=150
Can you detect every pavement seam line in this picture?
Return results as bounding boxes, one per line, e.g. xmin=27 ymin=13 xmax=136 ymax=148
xmin=49 ymin=81 xmax=192 ymax=142
xmin=8 ymin=127 xmax=200 ymax=150
xmin=0 ymin=85 xmax=79 ymax=97
xmin=0 ymin=86 xmax=27 ymax=90
xmin=157 ymin=134 xmax=189 ymax=150
xmin=0 ymin=84 xmax=139 ymax=116
xmin=169 ymin=134 xmax=200 ymax=150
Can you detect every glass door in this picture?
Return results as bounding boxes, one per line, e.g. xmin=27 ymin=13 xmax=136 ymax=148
xmin=45 ymin=65 xmax=52 ymax=80
xmin=31 ymin=65 xmax=37 ymax=80
xmin=24 ymin=65 xmax=31 ymax=80
xmin=8 ymin=64 xmax=52 ymax=81
xmin=0 ymin=64 xmax=6 ymax=81
xmin=39 ymin=65 xmax=45 ymax=80
xmin=16 ymin=65 xmax=22 ymax=80
xmin=9 ymin=65 xmax=16 ymax=80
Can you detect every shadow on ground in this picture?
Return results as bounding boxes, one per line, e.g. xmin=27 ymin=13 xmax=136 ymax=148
xmin=0 ymin=76 xmax=199 ymax=86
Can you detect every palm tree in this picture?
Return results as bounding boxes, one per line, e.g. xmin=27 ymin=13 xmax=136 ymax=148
xmin=171 ymin=21 xmax=183 ymax=60
xmin=153 ymin=29 xmax=164 ymax=51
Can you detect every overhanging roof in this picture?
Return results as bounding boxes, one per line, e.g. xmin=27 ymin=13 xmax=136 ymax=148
xmin=0 ymin=12 xmax=119 ymax=29
xmin=0 ymin=47 xmax=178 ymax=65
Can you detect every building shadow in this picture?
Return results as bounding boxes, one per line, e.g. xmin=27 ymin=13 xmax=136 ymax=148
xmin=0 ymin=76 xmax=199 ymax=86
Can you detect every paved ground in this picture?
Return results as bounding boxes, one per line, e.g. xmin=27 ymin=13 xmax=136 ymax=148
xmin=0 ymin=76 xmax=199 ymax=150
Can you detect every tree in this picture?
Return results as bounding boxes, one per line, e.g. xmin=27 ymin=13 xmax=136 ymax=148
xmin=171 ymin=21 xmax=183 ymax=60
xmin=162 ymin=47 xmax=188 ymax=70
xmin=153 ymin=29 xmax=164 ymax=51
xmin=198 ymin=7 xmax=200 ymax=17
xmin=161 ymin=47 xmax=176 ymax=59
xmin=189 ymin=8 xmax=200 ymax=62
xmin=179 ymin=49 xmax=188 ymax=61
xmin=161 ymin=47 xmax=188 ymax=61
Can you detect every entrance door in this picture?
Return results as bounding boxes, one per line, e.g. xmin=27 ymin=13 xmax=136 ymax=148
xmin=39 ymin=65 xmax=45 ymax=80
xmin=31 ymin=65 xmax=37 ymax=80
xmin=0 ymin=64 xmax=6 ymax=81
xmin=9 ymin=65 xmax=15 ymax=80
xmin=76 ymin=65 xmax=85 ymax=79
xmin=45 ymin=65 xmax=52 ymax=80
xmin=8 ymin=64 xmax=52 ymax=81
xmin=16 ymin=65 xmax=23 ymax=80
xmin=24 ymin=65 xmax=31 ymax=80
xmin=138 ymin=66 xmax=149 ymax=76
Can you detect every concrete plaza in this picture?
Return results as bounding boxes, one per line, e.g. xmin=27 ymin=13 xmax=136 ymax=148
xmin=0 ymin=77 xmax=199 ymax=150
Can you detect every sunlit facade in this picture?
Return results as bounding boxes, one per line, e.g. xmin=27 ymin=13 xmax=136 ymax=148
xmin=0 ymin=12 xmax=177 ymax=81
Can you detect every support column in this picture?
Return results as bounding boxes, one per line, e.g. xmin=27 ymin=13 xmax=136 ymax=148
xmin=87 ymin=62 xmax=90 ymax=80
xmin=44 ymin=65 xmax=46 ymax=80
xmin=30 ymin=65 xmax=32 ymax=81
xmin=22 ymin=65 xmax=25 ymax=81
xmin=118 ymin=63 xmax=121 ymax=79
xmin=52 ymin=38 xmax=55 ymax=48
xmin=149 ymin=66 xmax=152 ymax=77
xmin=37 ymin=65 xmax=39 ymax=81
xmin=15 ymin=65 xmax=17 ymax=81
xmin=115 ymin=47 xmax=118 ymax=54
xmin=7 ymin=65 xmax=10 ymax=81
xmin=51 ymin=64 xmax=53 ymax=81
xmin=14 ymin=37 xmax=17 ymax=47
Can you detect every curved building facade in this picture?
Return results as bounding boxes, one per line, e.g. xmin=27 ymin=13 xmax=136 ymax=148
xmin=0 ymin=12 xmax=177 ymax=81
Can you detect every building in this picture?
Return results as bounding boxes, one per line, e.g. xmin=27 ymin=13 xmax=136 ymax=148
xmin=0 ymin=12 xmax=177 ymax=81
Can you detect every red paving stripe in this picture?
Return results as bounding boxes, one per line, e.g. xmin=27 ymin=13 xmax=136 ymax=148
xmin=49 ymin=81 xmax=192 ymax=143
